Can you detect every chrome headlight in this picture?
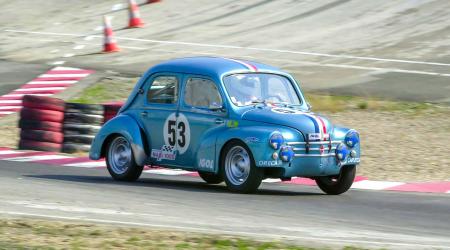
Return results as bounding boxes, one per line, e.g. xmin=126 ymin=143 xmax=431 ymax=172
xmin=335 ymin=143 xmax=349 ymax=161
xmin=269 ymin=132 xmax=284 ymax=150
xmin=280 ymin=146 xmax=294 ymax=162
xmin=345 ymin=130 xmax=359 ymax=148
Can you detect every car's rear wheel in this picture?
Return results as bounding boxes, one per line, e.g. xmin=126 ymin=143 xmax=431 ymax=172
xmin=221 ymin=141 xmax=263 ymax=193
xmin=106 ymin=135 xmax=143 ymax=181
xmin=198 ymin=171 xmax=223 ymax=184
xmin=315 ymin=165 xmax=356 ymax=195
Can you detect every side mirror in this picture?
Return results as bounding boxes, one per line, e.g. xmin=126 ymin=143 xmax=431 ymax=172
xmin=208 ymin=103 xmax=224 ymax=112
xmin=307 ymin=103 xmax=312 ymax=111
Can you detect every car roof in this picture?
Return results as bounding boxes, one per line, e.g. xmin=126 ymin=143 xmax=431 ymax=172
xmin=148 ymin=56 xmax=280 ymax=77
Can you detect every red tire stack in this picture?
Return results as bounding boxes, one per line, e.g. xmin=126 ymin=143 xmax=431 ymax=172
xmin=18 ymin=95 xmax=65 ymax=152
xmin=103 ymin=102 xmax=123 ymax=123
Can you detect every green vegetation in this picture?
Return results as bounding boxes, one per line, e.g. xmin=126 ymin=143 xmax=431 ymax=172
xmin=68 ymin=76 xmax=139 ymax=104
xmin=305 ymin=93 xmax=438 ymax=114
xmin=0 ymin=218 xmax=370 ymax=250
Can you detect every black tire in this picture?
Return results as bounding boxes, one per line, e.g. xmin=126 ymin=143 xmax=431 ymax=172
xmin=20 ymin=129 xmax=64 ymax=144
xmin=22 ymin=95 xmax=65 ymax=112
xmin=18 ymin=119 xmax=63 ymax=133
xmin=63 ymin=124 xmax=101 ymax=135
xmin=221 ymin=140 xmax=263 ymax=193
xmin=106 ymin=135 xmax=143 ymax=181
xmin=315 ymin=165 xmax=356 ymax=195
xmin=21 ymin=108 xmax=64 ymax=123
xmin=65 ymin=108 xmax=104 ymax=115
xmin=65 ymin=103 xmax=104 ymax=112
xmin=198 ymin=171 xmax=223 ymax=184
xmin=64 ymin=134 xmax=95 ymax=144
xmin=62 ymin=143 xmax=91 ymax=153
xmin=19 ymin=139 xmax=62 ymax=152
xmin=64 ymin=113 xmax=104 ymax=125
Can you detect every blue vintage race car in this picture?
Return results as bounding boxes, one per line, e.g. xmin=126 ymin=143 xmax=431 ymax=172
xmin=90 ymin=57 xmax=360 ymax=194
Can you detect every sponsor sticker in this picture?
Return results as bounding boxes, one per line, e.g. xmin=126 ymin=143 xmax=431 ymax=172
xmin=347 ymin=157 xmax=360 ymax=164
xmin=226 ymin=120 xmax=239 ymax=128
xmin=199 ymin=158 xmax=214 ymax=170
xmin=151 ymin=145 xmax=177 ymax=161
xmin=258 ymin=160 xmax=282 ymax=167
xmin=245 ymin=137 xmax=260 ymax=143
xmin=308 ymin=133 xmax=321 ymax=141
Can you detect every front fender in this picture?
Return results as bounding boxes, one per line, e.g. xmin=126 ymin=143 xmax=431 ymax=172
xmin=215 ymin=124 xmax=301 ymax=171
xmin=332 ymin=126 xmax=361 ymax=166
xmin=89 ymin=114 xmax=148 ymax=165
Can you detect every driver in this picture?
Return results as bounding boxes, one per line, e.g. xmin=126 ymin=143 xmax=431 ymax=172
xmin=229 ymin=75 xmax=260 ymax=105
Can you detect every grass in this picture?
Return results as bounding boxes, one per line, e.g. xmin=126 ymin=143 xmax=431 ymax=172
xmin=305 ymin=93 xmax=438 ymax=114
xmin=68 ymin=76 xmax=139 ymax=104
xmin=0 ymin=218 xmax=372 ymax=250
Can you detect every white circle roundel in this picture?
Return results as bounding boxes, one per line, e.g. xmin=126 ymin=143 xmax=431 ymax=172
xmin=163 ymin=113 xmax=190 ymax=154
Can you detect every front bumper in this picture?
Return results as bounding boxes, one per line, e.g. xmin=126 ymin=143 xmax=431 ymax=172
xmin=281 ymin=140 xmax=360 ymax=177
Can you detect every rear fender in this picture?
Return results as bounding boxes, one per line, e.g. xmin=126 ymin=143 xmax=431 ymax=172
xmin=89 ymin=114 xmax=148 ymax=165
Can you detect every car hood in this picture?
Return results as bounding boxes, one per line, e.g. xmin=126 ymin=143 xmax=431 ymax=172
xmin=242 ymin=106 xmax=332 ymax=137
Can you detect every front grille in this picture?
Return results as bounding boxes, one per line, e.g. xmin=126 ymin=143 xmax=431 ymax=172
xmin=287 ymin=141 xmax=341 ymax=157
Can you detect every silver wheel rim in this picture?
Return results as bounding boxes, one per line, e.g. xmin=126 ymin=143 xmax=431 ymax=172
xmin=108 ymin=137 xmax=132 ymax=175
xmin=225 ymin=146 xmax=251 ymax=185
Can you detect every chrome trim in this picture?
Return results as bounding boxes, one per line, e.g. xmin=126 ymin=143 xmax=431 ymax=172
xmin=293 ymin=147 xmax=336 ymax=151
xmin=294 ymin=153 xmax=335 ymax=157
xmin=287 ymin=141 xmax=341 ymax=145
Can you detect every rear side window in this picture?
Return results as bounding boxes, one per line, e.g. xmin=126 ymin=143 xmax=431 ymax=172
xmin=147 ymin=76 xmax=178 ymax=104
xmin=183 ymin=78 xmax=222 ymax=108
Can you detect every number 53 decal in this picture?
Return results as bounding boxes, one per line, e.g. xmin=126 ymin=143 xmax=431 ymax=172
xmin=163 ymin=113 xmax=191 ymax=154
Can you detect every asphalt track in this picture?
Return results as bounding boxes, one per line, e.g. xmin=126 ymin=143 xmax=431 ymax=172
xmin=0 ymin=160 xmax=449 ymax=249
xmin=0 ymin=61 xmax=49 ymax=96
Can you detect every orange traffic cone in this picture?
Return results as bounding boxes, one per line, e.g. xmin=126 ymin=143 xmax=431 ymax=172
xmin=147 ymin=0 xmax=161 ymax=3
xmin=103 ymin=16 xmax=120 ymax=53
xmin=128 ymin=0 xmax=144 ymax=28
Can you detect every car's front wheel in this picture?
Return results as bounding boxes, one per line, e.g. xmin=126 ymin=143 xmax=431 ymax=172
xmin=221 ymin=141 xmax=263 ymax=193
xmin=198 ymin=171 xmax=223 ymax=184
xmin=315 ymin=165 xmax=356 ymax=195
xmin=106 ymin=135 xmax=143 ymax=181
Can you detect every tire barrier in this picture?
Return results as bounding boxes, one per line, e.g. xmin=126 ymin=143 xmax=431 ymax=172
xmin=62 ymin=102 xmax=105 ymax=153
xmin=19 ymin=120 xmax=63 ymax=133
xmin=17 ymin=96 xmax=123 ymax=154
xmin=18 ymin=95 xmax=65 ymax=152
xmin=19 ymin=139 xmax=63 ymax=152
xmin=65 ymin=103 xmax=104 ymax=115
xmin=20 ymin=130 xmax=64 ymax=144
xmin=20 ymin=108 xmax=65 ymax=123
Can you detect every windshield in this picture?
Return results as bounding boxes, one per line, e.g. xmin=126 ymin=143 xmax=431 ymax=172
xmin=223 ymin=73 xmax=302 ymax=107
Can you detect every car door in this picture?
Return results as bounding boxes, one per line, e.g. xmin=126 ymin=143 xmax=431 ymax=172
xmin=176 ymin=76 xmax=227 ymax=171
xmin=141 ymin=73 xmax=181 ymax=167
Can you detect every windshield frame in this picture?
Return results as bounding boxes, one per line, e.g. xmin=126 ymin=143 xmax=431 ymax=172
xmin=222 ymin=72 xmax=304 ymax=108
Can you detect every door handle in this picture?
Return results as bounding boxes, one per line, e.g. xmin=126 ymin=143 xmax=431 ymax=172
xmin=215 ymin=118 xmax=224 ymax=124
xmin=141 ymin=111 xmax=148 ymax=117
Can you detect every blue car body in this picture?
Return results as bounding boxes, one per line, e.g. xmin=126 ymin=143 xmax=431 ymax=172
xmin=90 ymin=57 xmax=360 ymax=179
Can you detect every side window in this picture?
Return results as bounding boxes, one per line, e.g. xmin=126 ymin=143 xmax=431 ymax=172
xmin=147 ymin=76 xmax=178 ymax=104
xmin=184 ymin=78 xmax=222 ymax=108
